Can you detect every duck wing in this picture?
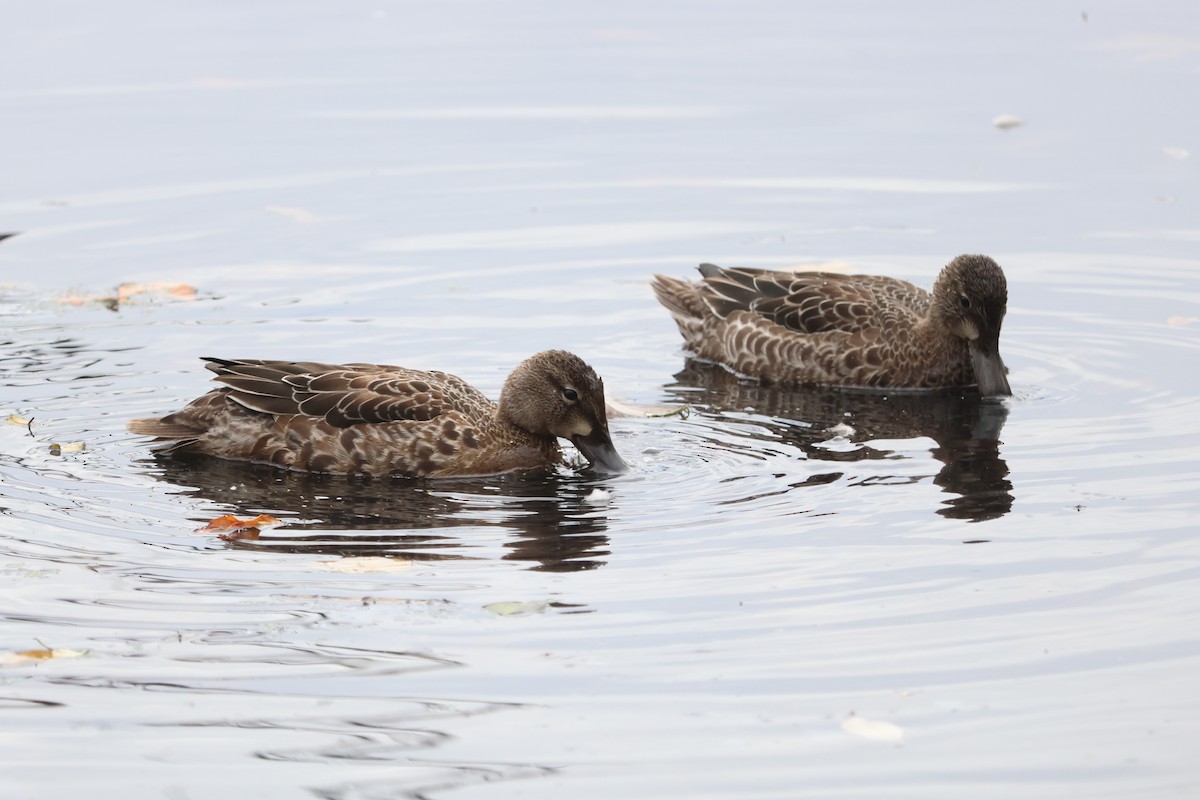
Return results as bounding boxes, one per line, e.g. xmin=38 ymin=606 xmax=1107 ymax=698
xmin=697 ymin=264 xmax=928 ymax=335
xmin=203 ymin=358 xmax=492 ymax=428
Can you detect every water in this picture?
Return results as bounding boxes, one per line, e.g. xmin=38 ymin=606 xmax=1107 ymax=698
xmin=3 ymin=2 xmax=1200 ymax=798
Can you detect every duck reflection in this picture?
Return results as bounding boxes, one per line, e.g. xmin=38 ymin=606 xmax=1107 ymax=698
xmin=667 ymin=360 xmax=1013 ymax=522
xmin=147 ymin=455 xmax=612 ymax=571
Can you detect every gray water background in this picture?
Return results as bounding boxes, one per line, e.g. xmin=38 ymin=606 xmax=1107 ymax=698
xmin=2 ymin=2 xmax=1199 ymax=798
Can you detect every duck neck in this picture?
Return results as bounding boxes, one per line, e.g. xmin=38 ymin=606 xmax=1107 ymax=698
xmin=914 ymin=314 xmax=967 ymax=359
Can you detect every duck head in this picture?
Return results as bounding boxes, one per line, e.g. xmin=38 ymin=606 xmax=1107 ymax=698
xmin=931 ymin=254 xmax=1012 ymax=397
xmin=500 ymin=350 xmax=629 ymax=474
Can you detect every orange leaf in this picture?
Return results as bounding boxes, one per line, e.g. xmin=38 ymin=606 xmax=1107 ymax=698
xmin=243 ymin=514 xmax=283 ymax=528
xmin=56 ymin=293 xmax=95 ymax=306
xmin=1 ymin=647 xmax=86 ymax=666
xmin=16 ymin=648 xmax=56 ymax=660
xmin=196 ymin=513 xmax=283 ymax=533
xmin=166 ymin=283 xmax=198 ymax=298
xmin=111 ymin=282 xmax=199 ymax=303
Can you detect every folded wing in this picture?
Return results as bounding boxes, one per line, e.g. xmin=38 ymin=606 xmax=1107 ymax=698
xmin=697 ymin=264 xmax=926 ymax=335
xmin=203 ymin=358 xmax=491 ymax=427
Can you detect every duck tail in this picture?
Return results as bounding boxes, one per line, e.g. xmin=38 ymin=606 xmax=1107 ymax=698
xmin=651 ymin=273 xmax=705 ymax=320
xmin=651 ymin=273 xmax=710 ymax=344
xmin=694 ymin=263 xmax=788 ymax=319
xmin=127 ymin=417 xmax=204 ymax=452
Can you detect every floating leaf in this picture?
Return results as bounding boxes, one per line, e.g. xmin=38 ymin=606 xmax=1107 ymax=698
xmin=6 ymin=415 xmax=30 ymax=426
xmin=315 ymin=556 xmax=414 ymax=573
xmin=49 ymin=441 xmax=85 ymax=455
xmin=196 ymin=513 xmax=283 ymax=534
xmin=606 ymin=397 xmax=690 ymax=418
xmin=483 ymin=601 xmax=548 ymax=617
xmin=58 ymin=282 xmax=197 ymax=309
xmin=992 ymin=114 xmax=1023 ymax=130
xmin=56 ymin=293 xmax=93 ymax=307
xmin=116 ymin=282 xmax=197 ymax=302
xmin=0 ymin=647 xmax=86 ymax=667
xmin=842 ymin=714 xmax=904 ymax=743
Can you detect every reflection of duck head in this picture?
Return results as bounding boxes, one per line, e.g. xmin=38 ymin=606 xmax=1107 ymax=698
xmin=667 ymin=360 xmax=1013 ymax=522
xmin=146 ymin=454 xmax=612 ymax=571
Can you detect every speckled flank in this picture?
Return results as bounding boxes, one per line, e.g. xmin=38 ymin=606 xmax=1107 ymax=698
xmin=651 ymin=254 xmax=1012 ymax=395
xmin=128 ymin=350 xmax=625 ymax=477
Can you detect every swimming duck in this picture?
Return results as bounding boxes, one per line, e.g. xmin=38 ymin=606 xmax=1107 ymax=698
xmin=651 ymin=254 xmax=1012 ymax=396
xmin=128 ymin=350 xmax=628 ymax=477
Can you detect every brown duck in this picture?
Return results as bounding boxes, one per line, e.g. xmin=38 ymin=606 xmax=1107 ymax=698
xmin=128 ymin=350 xmax=628 ymax=477
xmin=651 ymin=254 xmax=1012 ymax=396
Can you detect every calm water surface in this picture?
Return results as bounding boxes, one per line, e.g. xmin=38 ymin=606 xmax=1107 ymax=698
xmin=3 ymin=2 xmax=1200 ymax=798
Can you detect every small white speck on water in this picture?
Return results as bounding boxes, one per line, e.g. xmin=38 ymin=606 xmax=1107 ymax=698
xmin=826 ymin=422 xmax=856 ymax=438
xmin=585 ymin=488 xmax=611 ymax=504
xmin=842 ymin=714 xmax=904 ymax=743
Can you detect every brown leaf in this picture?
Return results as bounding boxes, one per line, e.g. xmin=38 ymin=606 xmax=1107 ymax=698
xmin=196 ymin=513 xmax=283 ymax=533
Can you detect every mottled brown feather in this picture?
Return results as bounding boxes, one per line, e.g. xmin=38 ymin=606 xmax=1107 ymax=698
xmin=653 ymin=254 xmax=1012 ymax=394
xmin=129 ymin=351 xmax=627 ymax=477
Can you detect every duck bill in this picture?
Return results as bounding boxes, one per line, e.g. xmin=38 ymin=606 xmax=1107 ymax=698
xmin=969 ymin=338 xmax=1012 ymax=397
xmin=571 ymin=428 xmax=629 ymax=474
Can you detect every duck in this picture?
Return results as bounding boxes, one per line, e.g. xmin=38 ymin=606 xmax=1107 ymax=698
xmin=651 ymin=254 xmax=1012 ymax=396
xmin=127 ymin=350 xmax=628 ymax=477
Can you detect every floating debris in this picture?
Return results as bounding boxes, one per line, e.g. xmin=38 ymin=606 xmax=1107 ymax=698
xmin=58 ymin=282 xmax=198 ymax=310
xmin=585 ymin=488 xmax=611 ymax=504
xmin=315 ymin=556 xmax=414 ymax=574
xmin=842 ymin=713 xmax=904 ymax=743
xmin=0 ymin=643 xmax=87 ymax=667
xmin=992 ymin=114 xmax=1023 ymax=130
xmin=606 ymin=397 xmax=690 ymax=418
xmin=825 ymin=422 xmax=856 ymax=438
xmin=196 ymin=513 xmax=283 ymax=534
xmin=5 ymin=416 xmax=35 ymax=437
xmin=483 ymin=601 xmax=548 ymax=617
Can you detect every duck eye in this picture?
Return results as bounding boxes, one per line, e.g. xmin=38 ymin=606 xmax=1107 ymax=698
xmin=561 ymin=387 xmax=579 ymax=402
xmin=959 ymin=295 xmax=971 ymax=309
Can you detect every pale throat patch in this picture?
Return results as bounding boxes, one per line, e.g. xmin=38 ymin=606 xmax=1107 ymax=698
xmin=562 ymin=420 xmax=593 ymax=438
xmin=954 ymin=319 xmax=980 ymax=341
